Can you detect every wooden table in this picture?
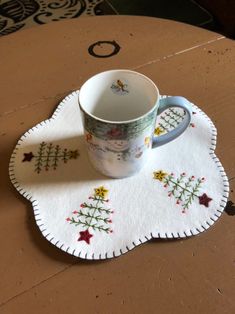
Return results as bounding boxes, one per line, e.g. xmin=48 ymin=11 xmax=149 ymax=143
xmin=0 ymin=16 xmax=234 ymax=314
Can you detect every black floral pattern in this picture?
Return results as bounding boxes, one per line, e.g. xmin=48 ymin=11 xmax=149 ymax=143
xmin=0 ymin=0 xmax=39 ymax=23
xmin=0 ymin=0 xmax=103 ymax=36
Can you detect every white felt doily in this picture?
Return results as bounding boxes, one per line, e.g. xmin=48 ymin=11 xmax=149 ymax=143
xmin=9 ymin=91 xmax=229 ymax=259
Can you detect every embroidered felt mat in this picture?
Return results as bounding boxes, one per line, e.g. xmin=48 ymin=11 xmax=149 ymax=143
xmin=9 ymin=91 xmax=229 ymax=259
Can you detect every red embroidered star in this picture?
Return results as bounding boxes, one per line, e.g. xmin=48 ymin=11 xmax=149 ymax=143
xmin=22 ymin=152 xmax=34 ymax=162
xmin=198 ymin=193 xmax=212 ymax=207
xmin=78 ymin=229 xmax=93 ymax=244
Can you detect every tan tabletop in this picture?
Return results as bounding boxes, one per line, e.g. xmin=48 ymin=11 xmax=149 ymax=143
xmin=0 ymin=16 xmax=234 ymax=314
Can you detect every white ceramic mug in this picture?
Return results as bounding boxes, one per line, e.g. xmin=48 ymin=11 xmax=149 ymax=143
xmin=79 ymin=70 xmax=192 ymax=178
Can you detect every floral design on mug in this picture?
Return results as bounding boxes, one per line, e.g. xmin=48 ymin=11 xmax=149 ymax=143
xmin=85 ymin=133 xmax=93 ymax=142
xmin=144 ymin=136 xmax=151 ymax=148
xmin=111 ymin=79 xmax=129 ymax=95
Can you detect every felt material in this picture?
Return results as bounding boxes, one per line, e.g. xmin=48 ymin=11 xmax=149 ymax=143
xmin=9 ymin=91 xmax=229 ymax=259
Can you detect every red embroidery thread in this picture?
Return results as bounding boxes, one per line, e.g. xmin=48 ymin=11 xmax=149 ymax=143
xmin=66 ymin=186 xmax=114 ymax=244
xmin=153 ymin=171 xmax=212 ymax=213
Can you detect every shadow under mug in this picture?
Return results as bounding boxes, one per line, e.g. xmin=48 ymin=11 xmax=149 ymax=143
xmin=79 ymin=69 xmax=192 ymax=178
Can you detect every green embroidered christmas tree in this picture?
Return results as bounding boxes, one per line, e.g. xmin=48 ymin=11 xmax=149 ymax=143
xmin=153 ymin=170 xmax=212 ymax=213
xmin=22 ymin=141 xmax=79 ymax=173
xmin=154 ymin=109 xmax=195 ymax=136
xmin=66 ymin=186 xmax=113 ymax=244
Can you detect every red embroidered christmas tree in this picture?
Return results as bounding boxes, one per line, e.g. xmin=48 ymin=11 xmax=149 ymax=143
xmin=153 ymin=170 xmax=212 ymax=213
xmin=66 ymin=186 xmax=113 ymax=244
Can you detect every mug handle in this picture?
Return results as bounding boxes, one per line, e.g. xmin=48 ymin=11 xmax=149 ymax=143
xmin=152 ymin=96 xmax=192 ymax=148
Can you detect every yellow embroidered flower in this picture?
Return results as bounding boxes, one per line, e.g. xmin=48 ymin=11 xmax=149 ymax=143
xmin=94 ymin=186 xmax=108 ymax=198
xmin=153 ymin=170 xmax=167 ymax=181
xmin=144 ymin=136 xmax=151 ymax=147
xmin=154 ymin=127 xmax=164 ymax=136
xmin=69 ymin=150 xmax=79 ymax=159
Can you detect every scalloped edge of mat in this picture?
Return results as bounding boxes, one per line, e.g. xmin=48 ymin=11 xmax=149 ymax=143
xmin=9 ymin=91 xmax=229 ymax=259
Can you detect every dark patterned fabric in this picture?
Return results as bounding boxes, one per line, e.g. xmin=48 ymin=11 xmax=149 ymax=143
xmin=0 ymin=0 xmax=108 ymax=36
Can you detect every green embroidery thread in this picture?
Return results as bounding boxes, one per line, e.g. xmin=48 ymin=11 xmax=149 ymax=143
xmin=22 ymin=141 xmax=79 ymax=173
xmin=153 ymin=171 xmax=212 ymax=213
xmin=154 ymin=108 xmax=195 ymax=136
xmin=66 ymin=186 xmax=113 ymax=244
